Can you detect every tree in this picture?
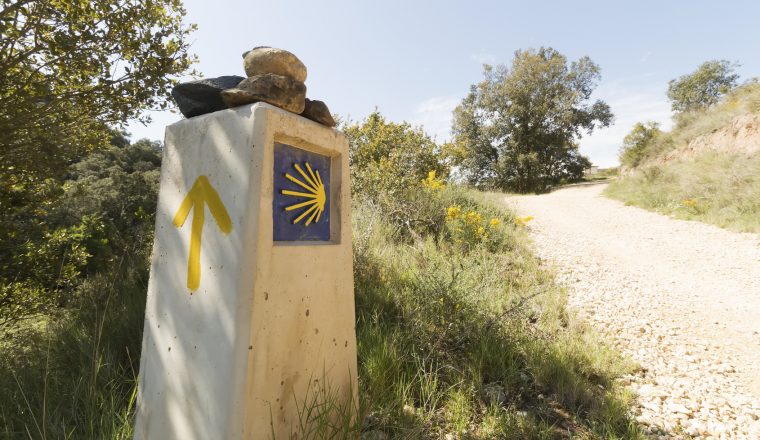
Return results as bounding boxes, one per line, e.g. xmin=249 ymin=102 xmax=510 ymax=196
xmin=343 ymin=111 xmax=449 ymax=237
xmin=619 ymin=121 xmax=662 ymax=168
xmin=667 ymin=60 xmax=739 ymax=113
xmin=344 ymin=111 xmax=446 ymax=197
xmin=451 ymin=47 xmax=612 ymax=192
xmin=0 ymin=0 xmax=196 ymax=186
xmin=0 ymin=133 xmax=162 ymax=328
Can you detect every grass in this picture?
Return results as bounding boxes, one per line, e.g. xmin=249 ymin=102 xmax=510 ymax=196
xmin=0 ymin=185 xmax=644 ymax=439
xmin=609 ymin=81 xmax=760 ymax=234
xmin=606 ymin=152 xmax=760 ymax=234
xmin=0 ymin=257 xmax=146 ymax=439
xmin=629 ymin=82 xmax=760 ymax=164
xmin=352 ymin=186 xmax=642 ymax=438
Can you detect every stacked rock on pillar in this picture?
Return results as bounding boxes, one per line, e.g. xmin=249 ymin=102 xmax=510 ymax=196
xmin=171 ymin=46 xmax=337 ymax=127
xmin=170 ymin=76 xmax=244 ymax=118
xmin=222 ymin=47 xmax=308 ymax=113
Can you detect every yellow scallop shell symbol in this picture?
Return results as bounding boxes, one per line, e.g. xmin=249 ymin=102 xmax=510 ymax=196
xmin=281 ymin=162 xmax=326 ymax=226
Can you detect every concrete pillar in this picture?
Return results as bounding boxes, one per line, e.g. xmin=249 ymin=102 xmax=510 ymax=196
xmin=134 ymin=103 xmax=357 ymax=439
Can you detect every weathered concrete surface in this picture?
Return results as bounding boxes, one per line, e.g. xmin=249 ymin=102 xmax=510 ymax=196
xmin=135 ymin=103 xmax=357 ymax=439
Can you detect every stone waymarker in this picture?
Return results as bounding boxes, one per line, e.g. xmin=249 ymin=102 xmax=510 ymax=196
xmin=134 ymin=102 xmax=357 ymax=439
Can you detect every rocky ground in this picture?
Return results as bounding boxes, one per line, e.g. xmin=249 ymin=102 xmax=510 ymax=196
xmin=507 ymin=184 xmax=760 ymax=439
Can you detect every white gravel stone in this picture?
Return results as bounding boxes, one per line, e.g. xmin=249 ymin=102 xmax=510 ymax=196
xmin=507 ymin=184 xmax=760 ymax=439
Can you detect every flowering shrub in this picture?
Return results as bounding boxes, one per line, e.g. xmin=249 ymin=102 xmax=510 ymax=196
xmin=445 ymin=204 xmax=504 ymax=249
xmin=421 ymin=170 xmax=445 ymax=191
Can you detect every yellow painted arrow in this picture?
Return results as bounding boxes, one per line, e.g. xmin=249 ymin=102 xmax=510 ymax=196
xmin=172 ymin=176 xmax=232 ymax=291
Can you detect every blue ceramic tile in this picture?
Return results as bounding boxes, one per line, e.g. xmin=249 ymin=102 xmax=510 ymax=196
xmin=273 ymin=143 xmax=331 ymax=241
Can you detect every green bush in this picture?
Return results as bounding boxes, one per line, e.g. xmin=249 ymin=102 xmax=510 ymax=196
xmin=345 ymin=112 xmax=447 ymax=197
xmin=353 ymin=182 xmax=642 ymax=438
xmin=0 ymin=137 xmax=160 ymax=329
xmin=618 ymin=122 xmax=663 ymax=168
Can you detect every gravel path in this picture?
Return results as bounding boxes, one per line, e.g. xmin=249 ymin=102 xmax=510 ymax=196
xmin=506 ymin=183 xmax=760 ymax=439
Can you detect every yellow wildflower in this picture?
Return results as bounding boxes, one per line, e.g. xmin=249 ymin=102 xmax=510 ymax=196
xmin=682 ymin=199 xmax=698 ymax=209
xmin=514 ymin=215 xmax=534 ymax=228
xmin=422 ymin=170 xmax=444 ymax=190
xmin=477 ymin=226 xmax=485 ymax=236
xmin=446 ymin=205 xmax=461 ymax=220
xmin=465 ymin=211 xmax=482 ymax=224
xmin=489 ymin=218 xmax=501 ymax=228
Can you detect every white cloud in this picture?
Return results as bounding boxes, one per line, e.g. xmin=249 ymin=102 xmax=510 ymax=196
xmin=410 ymin=95 xmax=461 ymax=142
xmin=579 ymin=76 xmax=673 ymax=167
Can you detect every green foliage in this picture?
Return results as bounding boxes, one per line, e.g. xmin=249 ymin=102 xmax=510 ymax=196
xmin=451 ymin=47 xmax=612 ymax=193
xmin=345 ymin=112 xmax=447 ymax=196
xmin=0 ymin=134 xmax=161 ymax=328
xmin=618 ymin=122 xmax=663 ymax=168
xmin=0 ymin=0 xmax=192 ymax=327
xmin=0 ymin=0 xmax=196 ymax=186
xmin=0 ymin=132 xmax=159 ymax=436
xmin=354 ymin=183 xmax=643 ymax=438
xmin=344 ymin=111 xmax=449 ymax=237
xmin=667 ymin=60 xmax=739 ymax=113
xmin=606 ymin=152 xmax=760 ymax=233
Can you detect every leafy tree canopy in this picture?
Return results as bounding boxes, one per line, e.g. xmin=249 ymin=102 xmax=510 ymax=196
xmin=0 ymin=132 xmax=161 ymax=328
xmin=619 ymin=121 xmax=662 ymax=168
xmin=0 ymin=0 xmax=196 ymax=185
xmin=344 ymin=111 xmax=447 ymax=197
xmin=451 ymin=47 xmax=613 ymax=192
xmin=667 ymin=60 xmax=739 ymax=113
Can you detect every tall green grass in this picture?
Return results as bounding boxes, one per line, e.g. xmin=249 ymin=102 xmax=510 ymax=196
xmin=352 ymin=186 xmax=642 ymax=438
xmin=606 ymin=152 xmax=760 ymax=233
xmin=1 ymin=186 xmax=643 ymax=439
xmin=0 ymin=255 xmax=147 ymax=439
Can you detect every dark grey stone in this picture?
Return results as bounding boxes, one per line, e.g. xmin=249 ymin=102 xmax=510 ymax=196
xmin=300 ymin=99 xmax=336 ymax=127
xmin=171 ymin=76 xmax=244 ymax=118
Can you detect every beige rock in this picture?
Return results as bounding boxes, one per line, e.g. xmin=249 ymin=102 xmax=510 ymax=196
xmin=243 ymin=46 xmax=307 ymax=82
xmin=221 ymin=74 xmax=306 ymax=114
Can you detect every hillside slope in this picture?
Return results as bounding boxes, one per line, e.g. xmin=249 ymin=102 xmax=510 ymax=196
xmin=654 ymin=113 xmax=760 ymax=164
xmin=606 ymin=83 xmax=760 ymax=233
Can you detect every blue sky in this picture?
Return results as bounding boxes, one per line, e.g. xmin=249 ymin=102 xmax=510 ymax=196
xmin=127 ymin=0 xmax=760 ymax=167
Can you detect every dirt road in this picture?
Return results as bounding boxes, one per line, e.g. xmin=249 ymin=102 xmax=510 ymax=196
xmin=506 ymin=183 xmax=760 ymax=439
